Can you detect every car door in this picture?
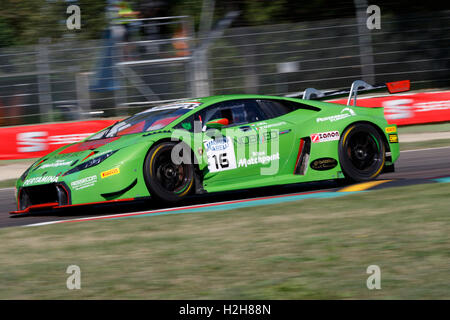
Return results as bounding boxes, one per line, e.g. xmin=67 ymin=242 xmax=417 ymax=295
xmin=255 ymin=99 xmax=300 ymax=176
xmin=200 ymin=99 xmax=284 ymax=185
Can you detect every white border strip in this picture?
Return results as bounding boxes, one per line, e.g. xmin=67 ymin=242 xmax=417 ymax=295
xmin=0 ymin=187 xmax=16 ymax=191
xmin=401 ymin=146 xmax=450 ymax=153
xmin=23 ymin=189 xmax=333 ymax=228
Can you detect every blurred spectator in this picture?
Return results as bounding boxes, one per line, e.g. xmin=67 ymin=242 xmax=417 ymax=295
xmin=172 ymin=24 xmax=190 ymax=57
xmin=110 ymin=1 xmax=140 ymax=59
xmin=138 ymin=1 xmax=168 ymax=55
xmin=0 ymin=85 xmax=24 ymax=126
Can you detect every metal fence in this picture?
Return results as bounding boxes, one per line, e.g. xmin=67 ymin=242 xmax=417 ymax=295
xmin=207 ymin=11 xmax=450 ymax=96
xmin=0 ymin=11 xmax=448 ymax=127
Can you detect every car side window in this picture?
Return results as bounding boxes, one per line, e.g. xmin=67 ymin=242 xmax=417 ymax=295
xmin=173 ymin=113 xmax=202 ymax=132
xmin=204 ymin=99 xmax=267 ymax=127
xmin=174 ymin=103 xmax=223 ymax=132
xmin=174 ymin=99 xmax=268 ymax=132
xmin=258 ymin=99 xmax=321 ymax=120
xmin=257 ymin=99 xmax=295 ymax=119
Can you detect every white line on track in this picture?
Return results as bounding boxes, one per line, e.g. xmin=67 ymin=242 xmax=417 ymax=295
xmin=401 ymin=146 xmax=450 ymax=153
xmin=0 ymin=187 xmax=16 ymax=191
xmin=23 ymin=189 xmax=333 ymax=228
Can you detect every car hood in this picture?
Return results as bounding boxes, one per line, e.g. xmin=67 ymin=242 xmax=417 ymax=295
xmin=20 ymin=134 xmax=149 ymax=185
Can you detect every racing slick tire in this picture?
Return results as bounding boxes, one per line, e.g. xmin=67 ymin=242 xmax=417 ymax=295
xmin=338 ymin=123 xmax=386 ymax=182
xmin=143 ymin=141 xmax=195 ymax=202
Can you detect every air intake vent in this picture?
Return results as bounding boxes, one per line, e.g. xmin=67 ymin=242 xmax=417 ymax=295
xmin=294 ymin=137 xmax=311 ymax=175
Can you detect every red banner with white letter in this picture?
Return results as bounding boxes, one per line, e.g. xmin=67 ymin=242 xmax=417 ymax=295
xmin=0 ymin=120 xmax=116 ymax=160
xmin=328 ymin=91 xmax=450 ymax=126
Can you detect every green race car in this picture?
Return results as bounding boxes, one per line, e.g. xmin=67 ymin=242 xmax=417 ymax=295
xmin=11 ymin=80 xmax=408 ymax=214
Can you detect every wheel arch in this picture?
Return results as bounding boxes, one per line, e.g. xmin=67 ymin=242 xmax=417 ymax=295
xmin=341 ymin=120 xmax=391 ymax=153
xmin=143 ymin=138 xmax=204 ymax=196
xmin=337 ymin=120 xmax=390 ymax=181
xmin=144 ymin=137 xmax=202 ymax=171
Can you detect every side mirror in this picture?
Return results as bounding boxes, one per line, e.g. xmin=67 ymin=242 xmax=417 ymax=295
xmin=205 ymin=118 xmax=229 ymax=129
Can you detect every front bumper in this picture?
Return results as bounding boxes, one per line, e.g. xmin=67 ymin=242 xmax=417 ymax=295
xmin=10 ymin=181 xmax=136 ymax=215
xmin=15 ymin=182 xmax=70 ymax=212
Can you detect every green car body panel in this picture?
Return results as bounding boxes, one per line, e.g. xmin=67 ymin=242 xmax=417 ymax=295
xmin=14 ymin=94 xmax=399 ymax=211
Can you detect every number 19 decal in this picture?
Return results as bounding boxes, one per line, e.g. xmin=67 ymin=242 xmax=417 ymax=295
xmin=204 ymin=137 xmax=237 ymax=172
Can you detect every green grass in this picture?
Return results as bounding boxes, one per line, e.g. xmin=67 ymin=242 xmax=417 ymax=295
xmin=401 ymin=138 xmax=450 ymax=151
xmin=398 ymin=122 xmax=450 ymax=134
xmin=0 ymin=182 xmax=449 ymax=299
xmin=0 ymin=158 xmax=36 ymax=166
xmin=0 ymin=179 xmax=17 ymax=189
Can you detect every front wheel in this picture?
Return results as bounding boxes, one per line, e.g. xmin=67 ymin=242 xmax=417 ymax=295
xmin=143 ymin=142 xmax=195 ymax=202
xmin=338 ymin=123 xmax=386 ymax=182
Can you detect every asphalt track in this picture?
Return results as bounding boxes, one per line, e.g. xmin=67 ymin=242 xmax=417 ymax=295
xmin=1 ymin=146 xmax=449 ymax=229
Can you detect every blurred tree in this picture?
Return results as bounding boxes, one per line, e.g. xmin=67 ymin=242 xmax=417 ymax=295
xmin=0 ymin=0 xmax=108 ymax=47
xmin=0 ymin=17 xmax=15 ymax=47
xmin=77 ymin=0 xmax=109 ymax=39
xmin=243 ymin=0 xmax=288 ymax=25
xmin=0 ymin=0 xmax=449 ymax=47
xmin=0 ymin=0 xmax=42 ymax=46
xmin=168 ymin=0 xmax=450 ymax=29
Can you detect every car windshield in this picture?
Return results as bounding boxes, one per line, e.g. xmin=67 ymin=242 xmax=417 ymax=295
xmin=88 ymin=102 xmax=200 ymax=140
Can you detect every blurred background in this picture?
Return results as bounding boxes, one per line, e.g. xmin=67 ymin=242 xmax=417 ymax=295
xmin=0 ymin=0 xmax=449 ymax=126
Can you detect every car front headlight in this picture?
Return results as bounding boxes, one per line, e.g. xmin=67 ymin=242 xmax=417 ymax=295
xmin=19 ymin=159 xmax=41 ymax=182
xmin=63 ymin=150 xmax=118 ymax=176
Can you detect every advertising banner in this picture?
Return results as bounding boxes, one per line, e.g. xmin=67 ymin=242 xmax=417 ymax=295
xmin=0 ymin=120 xmax=116 ymax=160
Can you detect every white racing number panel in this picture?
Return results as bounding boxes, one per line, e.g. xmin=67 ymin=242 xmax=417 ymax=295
xmin=204 ymin=136 xmax=237 ymax=173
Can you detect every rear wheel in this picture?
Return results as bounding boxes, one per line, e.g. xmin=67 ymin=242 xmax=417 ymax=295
xmin=338 ymin=123 xmax=386 ymax=182
xmin=143 ymin=142 xmax=195 ymax=202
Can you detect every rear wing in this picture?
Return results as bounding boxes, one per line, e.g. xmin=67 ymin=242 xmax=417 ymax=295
xmin=285 ymin=80 xmax=410 ymax=106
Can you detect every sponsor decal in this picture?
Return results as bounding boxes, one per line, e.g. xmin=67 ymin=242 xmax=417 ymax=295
xmin=316 ymin=108 xmax=356 ymax=123
xmin=71 ymin=175 xmax=97 ymax=190
xmin=52 ymin=153 xmax=80 ymax=160
xmin=235 ymin=131 xmax=278 ymax=144
xmin=40 ymin=159 xmax=73 ymax=169
xmin=138 ymin=102 xmax=201 ymax=114
xmin=252 ymin=121 xmax=287 ymax=129
xmin=238 ymin=152 xmax=280 ymax=168
xmin=23 ymin=176 xmax=59 ymax=186
xmin=385 ymin=126 xmax=397 ymax=133
xmin=101 ymin=168 xmax=120 ymax=178
xmin=310 ymin=131 xmax=340 ymax=143
xmin=310 ymin=158 xmax=338 ymax=171
xmin=389 ymin=134 xmax=399 ymax=143
xmin=204 ymin=137 xmax=229 ymax=152
xmin=204 ymin=137 xmax=237 ymax=172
